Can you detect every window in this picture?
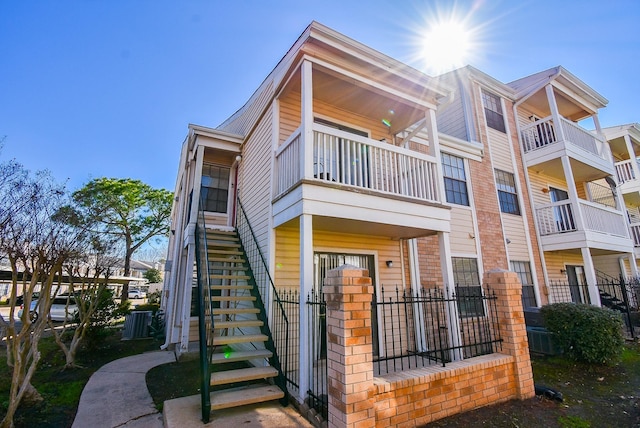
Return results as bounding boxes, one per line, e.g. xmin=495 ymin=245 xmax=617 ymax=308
xmin=495 ymin=170 xmax=520 ymax=215
xmin=200 ymin=164 xmax=230 ymax=213
xmin=442 ymin=153 xmax=469 ymax=206
xmin=452 ymin=257 xmax=484 ymax=317
xmin=481 ymin=90 xmax=506 ymax=133
xmin=510 ymin=261 xmax=536 ymax=309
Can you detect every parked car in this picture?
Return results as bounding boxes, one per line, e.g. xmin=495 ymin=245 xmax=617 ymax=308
xmin=128 ymin=288 xmax=147 ymax=299
xmin=18 ymin=295 xmax=78 ymax=322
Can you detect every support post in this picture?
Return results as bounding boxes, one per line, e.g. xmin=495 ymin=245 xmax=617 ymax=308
xmin=323 ymin=265 xmax=375 ymax=428
xmin=484 ymin=270 xmax=535 ymax=400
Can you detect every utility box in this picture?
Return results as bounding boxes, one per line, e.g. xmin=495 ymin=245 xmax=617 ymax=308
xmin=123 ymin=311 xmax=152 ymax=340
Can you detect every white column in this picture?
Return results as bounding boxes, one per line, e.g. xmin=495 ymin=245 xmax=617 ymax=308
xmin=581 ymin=247 xmax=602 ymax=307
xmin=179 ymin=239 xmax=196 ymax=354
xmin=561 ymin=156 xmax=586 ymax=231
xmin=300 ymin=60 xmax=314 ymax=180
xmin=424 ymin=108 xmax=446 ymax=203
xmin=439 ymin=231 xmax=463 ymax=360
xmin=628 ymin=253 xmax=639 ymax=277
xmin=298 ymin=213 xmax=313 ymax=402
xmin=624 ymin=134 xmax=640 ymax=180
xmin=545 ymin=84 xmax=566 ymax=142
xmin=188 ymin=145 xmax=205 ymax=223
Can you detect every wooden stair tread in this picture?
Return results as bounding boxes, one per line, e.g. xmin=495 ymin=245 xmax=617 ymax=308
xmin=208 ymin=257 xmax=246 ymax=263
xmin=210 ymin=349 xmax=272 ymax=364
xmin=208 ymin=265 xmax=247 ymax=270
xmin=209 ymin=274 xmax=251 ymax=280
xmin=210 ymin=385 xmax=284 ymax=411
xmin=210 ymin=366 xmax=278 ymax=386
xmin=213 ymin=308 xmax=260 ymax=315
xmin=210 ymin=284 xmax=252 ymax=290
xmin=208 ymin=249 xmax=243 ymax=254
xmin=211 ymin=295 xmax=255 ymax=302
xmin=205 ymin=234 xmax=238 ymax=240
xmin=213 ymin=334 xmax=268 ymax=345
xmin=215 ymin=319 xmax=263 ymax=329
xmin=207 ymin=242 xmax=241 ymax=248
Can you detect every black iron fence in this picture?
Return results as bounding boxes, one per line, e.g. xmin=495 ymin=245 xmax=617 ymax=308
xmin=547 ymin=281 xmax=592 ymax=305
xmin=306 ymin=289 xmax=327 ymax=420
xmin=373 ymin=286 xmax=502 ymax=375
xmin=272 ymin=285 xmax=503 ymax=421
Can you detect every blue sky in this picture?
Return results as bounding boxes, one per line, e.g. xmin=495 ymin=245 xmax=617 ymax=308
xmin=1 ymin=0 xmax=638 ymax=192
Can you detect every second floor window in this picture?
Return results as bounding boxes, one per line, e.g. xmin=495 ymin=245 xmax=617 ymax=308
xmin=201 ymin=164 xmax=230 ymax=213
xmin=482 ymin=90 xmax=506 ymax=133
xmin=442 ymin=153 xmax=469 ymax=206
xmin=495 ymin=169 xmax=520 ymax=215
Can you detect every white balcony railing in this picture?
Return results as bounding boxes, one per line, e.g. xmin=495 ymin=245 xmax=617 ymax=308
xmin=630 ymin=223 xmax=640 ymax=247
xmin=615 ymin=159 xmax=640 ymax=184
xmin=274 ymin=124 xmax=440 ymax=203
xmin=520 ymin=116 xmax=611 ymax=162
xmin=536 ymin=199 xmax=628 ymax=238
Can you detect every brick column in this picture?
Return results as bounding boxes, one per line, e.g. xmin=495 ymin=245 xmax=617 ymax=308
xmin=484 ymin=269 xmax=535 ymax=399
xmin=323 ymin=265 xmax=375 ymax=428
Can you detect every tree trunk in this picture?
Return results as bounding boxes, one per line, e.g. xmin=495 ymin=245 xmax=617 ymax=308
xmin=121 ymin=247 xmax=133 ymax=303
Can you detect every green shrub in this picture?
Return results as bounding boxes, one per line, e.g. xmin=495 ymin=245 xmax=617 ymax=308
xmin=541 ymin=303 xmax=625 ymax=364
xmin=134 ymin=303 xmax=160 ymax=313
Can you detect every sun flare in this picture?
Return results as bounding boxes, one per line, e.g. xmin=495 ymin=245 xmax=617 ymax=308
xmin=421 ymin=19 xmax=472 ymax=73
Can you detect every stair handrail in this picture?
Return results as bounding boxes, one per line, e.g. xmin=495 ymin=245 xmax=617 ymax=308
xmin=235 ymin=197 xmax=290 ymax=399
xmin=194 ymin=202 xmax=214 ymax=423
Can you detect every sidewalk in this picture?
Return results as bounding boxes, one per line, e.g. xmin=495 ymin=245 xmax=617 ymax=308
xmin=72 ymin=350 xmax=175 ymax=428
xmin=73 ymin=349 xmax=313 ymax=428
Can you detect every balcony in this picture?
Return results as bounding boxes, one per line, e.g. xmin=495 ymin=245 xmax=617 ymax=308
xmin=535 ymin=199 xmax=631 ymax=252
xmin=520 ymin=116 xmax=614 ymax=180
xmin=615 ymin=159 xmax=640 ymax=206
xmin=272 ymin=123 xmax=450 ymax=238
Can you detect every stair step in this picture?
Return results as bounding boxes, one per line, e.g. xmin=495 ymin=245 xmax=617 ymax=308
xmin=208 ymin=265 xmax=248 ymax=271
xmin=215 ymin=319 xmax=263 ymax=329
xmin=210 ymin=384 xmax=284 ymax=411
xmin=208 ymin=242 xmax=241 ymax=248
xmin=213 ymin=308 xmax=260 ymax=315
xmin=211 ymin=295 xmax=256 ymax=302
xmin=205 ymin=233 xmax=238 ymax=241
xmin=210 ymin=274 xmax=251 ymax=280
xmin=210 ymin=284 xmax=253 ymax=291
xmin=213 ymin=334 xmax=268 ymax=346
xmin=208 ymin=249 xmax=244 ymax=256
xmin=208 ymin=257 xmax=246 ymax=264
xmin=211 ymin=366 xmax=278 ymax=386
xmin=211 ymin=349 xmax=273 ymax=364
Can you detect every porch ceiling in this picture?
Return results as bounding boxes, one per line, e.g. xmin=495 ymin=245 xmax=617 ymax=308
xmin=523 ymin=90 xmax=594 ymax=122
xmin=281 ymin=65 xmax=429 ymax=135
xmin=278 ymin=215 xmax=438 ymax=240
xmin=528 ymin=157 xmax=610 ymax=183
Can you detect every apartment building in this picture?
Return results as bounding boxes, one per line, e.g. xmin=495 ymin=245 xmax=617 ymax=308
xmin=161 ymin=21 xmax=634 ymax=426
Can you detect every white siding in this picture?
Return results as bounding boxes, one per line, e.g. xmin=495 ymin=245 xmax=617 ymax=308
xmin=437 ymin=94 xmax=468 ymax=141
xmin=449 ymin=207 xmax=477 ymax=255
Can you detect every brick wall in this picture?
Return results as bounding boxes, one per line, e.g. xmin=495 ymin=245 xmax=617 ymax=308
xmin=323 ymin=266 xmax=534 ymax=428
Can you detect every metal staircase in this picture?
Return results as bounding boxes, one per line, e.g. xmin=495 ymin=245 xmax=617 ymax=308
xmin=195 ymin=226 xmax=287 ymax=422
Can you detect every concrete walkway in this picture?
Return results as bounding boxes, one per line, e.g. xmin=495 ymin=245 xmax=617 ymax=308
xmin=72 ymin=350 xmax=175 ymax=428
xmin=73 ymin=349 xmax=313 ymax=428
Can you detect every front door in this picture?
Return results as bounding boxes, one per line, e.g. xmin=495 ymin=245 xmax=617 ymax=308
xmin=314 ymin=252 xmax=378 ymax=356
xmin=566 ymin=265 xmax=587 ymax=304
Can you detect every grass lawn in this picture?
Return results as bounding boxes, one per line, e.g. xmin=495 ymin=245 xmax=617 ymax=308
xmin=147 ymin=343 xmax=640 ymax=427
xmin=0 ymin=328 xmax=161 ymax=428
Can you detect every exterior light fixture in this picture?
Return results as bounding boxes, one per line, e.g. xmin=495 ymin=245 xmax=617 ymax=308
xmin=386 ymin=260 xmax=393 ymax=268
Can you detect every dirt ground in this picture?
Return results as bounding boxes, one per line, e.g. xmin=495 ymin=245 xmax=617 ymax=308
xmin=427 ymin=343 xmax=640 ymax=427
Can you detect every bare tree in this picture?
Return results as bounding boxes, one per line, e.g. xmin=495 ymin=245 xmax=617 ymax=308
xmin=0 ymin=164 xmax=77 ymax=428
xmin=47 ymin=236 xmax=121 ymax=369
